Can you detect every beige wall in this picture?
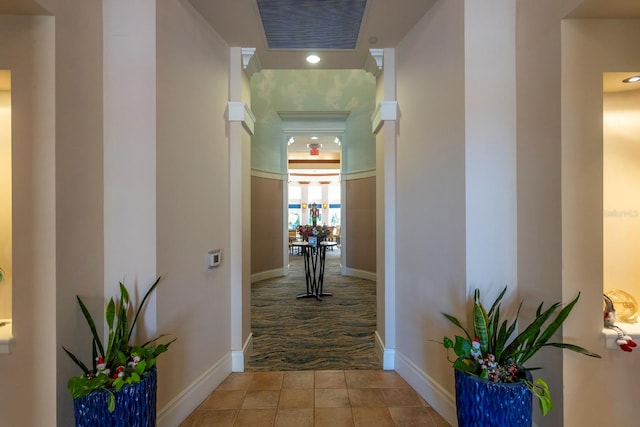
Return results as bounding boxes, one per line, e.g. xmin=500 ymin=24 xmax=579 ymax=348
xmin=156 ymin=0 xmax=232 ymax=418
xmin=465 ymin=0 xmax=517 ymax=293
xmin=345 ymin=177 xmax=376 ymax=273
xmin=394 ymin=0 xmax=466 ymax=422
xmin=6 ymin=2 xmax=639 ymax=426
xmin=0 ymin=88 xmax=10 ymax=318
xmin=251 ymin=176 xmax=284 ymax=273
xmin=515 ymin=1 xmax=587 ymax=425
xmin=562 ymin=18 xmax=640 ymax=426
xmin=0 ymin=14 xmax=56 ymax=427
xmin=0 ymin=1 xmax=236 ymax=424
xmin=43 ymin=0 xmax=108 ymax=423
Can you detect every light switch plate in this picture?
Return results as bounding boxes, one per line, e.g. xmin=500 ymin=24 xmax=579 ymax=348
xmin=208 ymin=249 xmax=222 ymax=268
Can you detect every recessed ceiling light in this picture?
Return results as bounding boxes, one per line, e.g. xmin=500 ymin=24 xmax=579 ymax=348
xmin=311 ymin=136 xmax=318 ymax=140
xmin=306 ymin=54 xmax=320 ymax=64
xmin=622 ymin=75 xmax=640 ymax=83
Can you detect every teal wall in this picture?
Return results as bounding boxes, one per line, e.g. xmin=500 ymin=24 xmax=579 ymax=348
xmin=250 ymin=69 xmax=376 ymax=175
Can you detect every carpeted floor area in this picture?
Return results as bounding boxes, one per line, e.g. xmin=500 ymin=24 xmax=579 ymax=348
xmin=248 ymin=248 xmax=380 ymax=371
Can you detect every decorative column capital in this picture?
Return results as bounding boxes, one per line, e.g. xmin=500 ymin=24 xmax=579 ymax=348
xmin=241 ymin=48 xmax=262 ymax=77
xmin=364 ymin=49 xmax=384 ymax=76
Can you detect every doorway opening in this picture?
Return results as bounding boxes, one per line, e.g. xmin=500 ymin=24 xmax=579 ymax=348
xmin=287 ymin=133 xmax=342 ymax=260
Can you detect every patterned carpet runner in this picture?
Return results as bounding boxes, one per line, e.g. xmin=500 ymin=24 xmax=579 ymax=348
xmin=248 ymin=248 xmax=380 ymax=371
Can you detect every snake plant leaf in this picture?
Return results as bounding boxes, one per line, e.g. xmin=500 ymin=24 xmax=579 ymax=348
xmin=494 ymin=319 xmax=509 ymax=362
xmin=487 ymin=286 xmax=507 ymax=317
xmin=473 ymin=289 xmax=489 ymax=352
xmin=442 ymin=313 xmax=472 ymax=342
xmin=63 ymin=347 xmax=91 ymax=375
xmin=117 ymin=293 xmax=129 ymax=354
xmin=543 ymin=342 xmax=602 ymax=358
xmin=517 ymin=295 xmax=592 ymax=365
xmin=533 ymin=293 xmax=581 ymax=349
xmin=119 ymin=281 xmax=130 ymax=304
xmin=140 ymin=333 xmax=173 ymax=348
xmin=501 ymin=302 xmax=561 ymax=365
xmin=106 ymin=298 xmax=115 ymax=330
xmin=76 ymin=295 xmax=105 ymax=358
xmin=91 ymin=340 xmax=98 ymax=371
xmin=128 ymin=276 xmax=162 ymax=342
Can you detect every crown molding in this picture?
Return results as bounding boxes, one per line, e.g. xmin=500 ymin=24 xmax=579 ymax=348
xmin=241 ymin=47 xmax=262 ymax=77
xmin=364 ymin=48 xmax=384 ymax=76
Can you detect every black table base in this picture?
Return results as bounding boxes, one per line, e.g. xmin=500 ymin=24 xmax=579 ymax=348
xmin=294 ymin=241 xmax=336 ymax=301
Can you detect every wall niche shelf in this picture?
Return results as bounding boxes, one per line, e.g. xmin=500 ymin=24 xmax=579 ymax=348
xmin=602 ymin=322 xmax=640 ymax=350
xmin=0 ymin=319 xmax=13 ymax=354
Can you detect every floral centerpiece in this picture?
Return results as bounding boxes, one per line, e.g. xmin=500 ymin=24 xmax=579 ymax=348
xmin=440 ymin=287 xmax=600 ymax=419
xmin=296 ymin=224 xmax=331 ymax=240
xmin=64 ymin=277 xmax=175 ymax=415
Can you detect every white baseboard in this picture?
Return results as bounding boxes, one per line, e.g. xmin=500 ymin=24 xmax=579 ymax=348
xmin=251 ymin=267 xmax=286 ymax=283
xmin=157 ymin=353 xmax=232 ymax=427
xmin=232 ymin=333 xmax=253 ymax=372
xmin=374 ymin=331 xmax=395 ymax=370
xmin=394 ymin=351 xmax=458 ymax=427
xmin=342 ymin=267 xmax=376 ymax=281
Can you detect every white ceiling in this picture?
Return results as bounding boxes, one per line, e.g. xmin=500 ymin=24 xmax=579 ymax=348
xmin=288 ymin=134 xmax=341 ymax=156
xmin=1 ymin=3 xmax=637 ymax=94
xmin=2 ymin=0 xmax=639 ymax=71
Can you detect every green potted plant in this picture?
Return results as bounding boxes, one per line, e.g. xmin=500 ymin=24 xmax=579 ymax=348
xmin=63 ymin=277 xmax=175 ymax=426
xmin=440 ymin=287 xmax=600 ymax=426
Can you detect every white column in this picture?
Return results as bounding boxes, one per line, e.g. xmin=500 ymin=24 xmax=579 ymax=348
xmin=321 ymin=182 xmax=330 ymax=224
xmin=228 ymin=48 xmax=256 ymax=371
xmin=464 ymin=0 xmax=517 ymax=295
xmin=103 ymin=0 xmax=157 ymax=338
xmin=300 ymin=182 xmax=309 ymax=225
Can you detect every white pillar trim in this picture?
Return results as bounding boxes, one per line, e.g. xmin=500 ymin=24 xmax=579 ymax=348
xmin=372 ymin=101 xmax=399 ymax=134
xmin=228 ymin=101 xmax=256 ymax=135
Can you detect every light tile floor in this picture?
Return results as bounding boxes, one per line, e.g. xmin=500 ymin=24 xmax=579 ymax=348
xmin=180 ymin=370 xmax=450 ymax=427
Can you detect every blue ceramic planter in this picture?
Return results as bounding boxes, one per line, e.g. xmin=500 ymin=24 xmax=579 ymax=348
xmin=73 ymin=367 xmax=157 ymax=427
xmin=455 ymin=369 xmax=532 ymax=427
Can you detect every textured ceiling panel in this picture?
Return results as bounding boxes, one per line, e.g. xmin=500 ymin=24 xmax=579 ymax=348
xmin=257 ymin=0 xmax=367 ymax=49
